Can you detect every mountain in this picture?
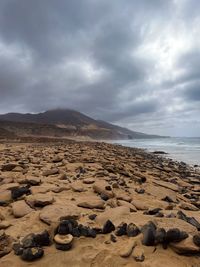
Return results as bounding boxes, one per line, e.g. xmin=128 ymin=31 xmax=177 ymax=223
xmin=0 ymin=109 xmax=163 ymax=140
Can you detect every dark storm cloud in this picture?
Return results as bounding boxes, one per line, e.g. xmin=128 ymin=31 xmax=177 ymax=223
xmin=0 ymin=0 xmax=199 ymax=136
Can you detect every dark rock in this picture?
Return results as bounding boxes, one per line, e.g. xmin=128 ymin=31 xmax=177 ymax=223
xmin=92 ymin=227 xmax=102 ymax=234
xmin=193 ymin=234 xmax=200 ymax=247
xmin=100 ymin=193 xmax=109 ymax=201
xmin=142 ymin=222 xmax=156 ymax=246
xmin=135 ymin=188 xmax=145 ymax=194
xmin=21 ymin=247 xmax=44 ymax=261
xmin=105 ymin=185 xmax=112 ymax=191
xmin=87 ymin=228 xmax=97 ymax=238
xmin=155 ymin=228 xmax=166 ymax=244
xmin=162 ymin=196 xmax=174 ymax=203
xmin=177 ymin=210 xmax=200 ymax=231
xmin=0 ymin=232 xmax=12 ymax=257
xmin=88 ymin=214 xmax=97 ymax=220
xmin=56 ymin=219 xmax=78 ymax=235
xmin=154 ymin=212 xmax=164 ymax=217
xmin=71 ymin=227 xmax=80 ymax=237
xmin=11 ymin=186 xmax=30 ymax=200
xmin=141 ymin=221 xmax=157 ymax=232
xmin=153 ymin=151 xmax=167 ymax=154
xmin=21 ymin=234 xmax=36 ymax=248
xmin=115 ymin=222 xmax=127 ymax=236
xmin=166 ymin=228 xmax=188 ymax=243
xmin=110 ymin=234 xmax=117 ymax=243
xmin=144 ymin=208 xmax=162 ymax=215
xmin=13 ymin=243 xmax=23 ymax=256
xmin=0 ymin=201 xmax=8 ymax=206
xmin=127 ymin=223 xmax=140 ymax=237
xmin=55 ymin=243 xmax=72 ymax=251
xmin=33 ymin=230 xmax=50 ymax=246
xmin=1 ymin=163 xmax=17 ymax=172
xmin=102 ymin=220 xmax=115 ymax=234
xmin=78 ymin=225 xmax=88 ymax=237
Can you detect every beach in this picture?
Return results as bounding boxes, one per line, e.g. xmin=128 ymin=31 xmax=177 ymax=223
xmin=0 ymin=140 xmax=200 ymax=267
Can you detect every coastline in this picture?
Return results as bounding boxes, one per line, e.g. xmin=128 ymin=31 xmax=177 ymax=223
xmin=0 ymin=140 xmax=200 ymax=266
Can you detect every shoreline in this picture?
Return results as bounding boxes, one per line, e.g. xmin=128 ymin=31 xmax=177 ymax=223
xmin=0 ymin=140 xmax=200 ymax=266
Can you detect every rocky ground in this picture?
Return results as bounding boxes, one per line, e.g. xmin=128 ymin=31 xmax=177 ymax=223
xmin=0 ymin=140 xmax=200 ymax=267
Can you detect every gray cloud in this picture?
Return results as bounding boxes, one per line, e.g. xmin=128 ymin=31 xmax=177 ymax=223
xmin=0 ymin=0 xmax=199 ymax=136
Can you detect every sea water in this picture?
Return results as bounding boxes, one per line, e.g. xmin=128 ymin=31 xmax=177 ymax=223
xmin=112 ymin=137 xmax=200 ymax=166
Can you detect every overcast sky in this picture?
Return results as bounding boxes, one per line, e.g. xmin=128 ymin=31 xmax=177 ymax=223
xmin=0 ymin=0 xmax=200 ymax=137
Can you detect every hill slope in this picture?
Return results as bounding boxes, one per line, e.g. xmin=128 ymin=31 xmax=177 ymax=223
xmin=0 ymin=109 xmax=163 ymax=140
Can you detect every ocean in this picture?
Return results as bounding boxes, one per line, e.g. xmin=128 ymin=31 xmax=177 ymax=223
xmin=112 ymin=137 xmax=200 ymax=166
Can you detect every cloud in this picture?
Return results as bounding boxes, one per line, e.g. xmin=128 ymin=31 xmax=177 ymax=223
xmin=0 ymin=0 xmax=199 ymax=136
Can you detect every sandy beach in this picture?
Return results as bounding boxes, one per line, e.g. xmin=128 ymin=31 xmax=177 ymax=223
xmin=0 ymin=140 xmax=199 ymax=266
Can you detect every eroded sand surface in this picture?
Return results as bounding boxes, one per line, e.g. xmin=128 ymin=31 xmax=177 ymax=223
xmin=0 ymin=141 xmax=200 ymax=266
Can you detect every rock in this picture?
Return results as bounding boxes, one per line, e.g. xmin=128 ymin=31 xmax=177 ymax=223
xmin=12 ymin=200 xmax=33 ymax=218
xmin=52 ymin=157 xmax=63 ymax=163
xmin=165 ymin=228 xmax=188 ymax=243
xmin=120 ymin=240 xmax=136 ymax=257
xmin=155 ymin=228 xmax=166 ymax=244
xmin=88 ymin=214 xmax=97 ymax=220
xmin=0 ymin=183 xmax=19 ymax=190
xmin=179 ymin=202 xmax=199 ymax=211
xmin=0 ymin=221 xmax=11 ymax=230
xmin=116 ymin=193 xmax=132 ymax=203
xmin=39 ymin=204 xmax=80 ymax=224
xmin=33 ymin=230 xmax=51 ymax=246
xmin=144 ymin=208 xmax=162 ymax=215
xmin=110 ymin=234 xmax=117 ymax=242
xmin=106 ymin=199 xmax=118 ymax=208
xmin=78 ymin=225 xmax=96 ymax=238
xmin=162 ymin=196 xmax=174 ymax=203
xmin=11 ymin=186 xmax=30 ymax=200
xmin=102 ymin=220 xmax=115 ymax=234
xmin=117 ymin=200 xmax=137 ymax=212
xmin=132 ymin=246 xmax=145 ymax=262
xmin=170 ymin=236 xmax=200 ymax=255
xmin=13 ymin=243 xmax=23 ymax=256
xmin=26 ymin=193 xmax=54 ymax=207
xmin=135 ymin=188 xmax=145 ymax=194
xmin=54 ymin=234 xmax=73 ymax=251
xmin=153 ymin=151 xmax=167 ymax=154
xmin=1 ymin=163 xmax=17 ymax=172
xmin=56 ymin=219 xmax=78 ymax=235
xmin=100 ymin=193 xmax=109 ymax=201
xmin=77 ymin=197 xmax=105 ymax=209
xmin=127 ymin=223 xmax=140 ymax=237
xmin=21 ymin=247 xmax=44 ymax=261
xmin=83 ymin=178 xmax=95 ymax=184
xmin=93 ymin=181 xmax=114 ymax=199
xmin=142 ymin=222 xmax=156 ymax=246
xmin=193 ymin=234 xmax=200 ymax=247
xmin=115 ymin=222 xmax=127 ymax=236
xmin=177 ymin=210 xmax=200 ymax=230
xmin=23 ymin=176 xmax=41 ymax=186
xmin=0 ymin=190 xmax=12 ymax=203
xmin=153 ymin=180 xmax=179 ymax=192
xmin=0 ymin=231 xmax=12 ymax=258
xmin=13 ymin=166 xmax=24 ymax=172
xmin=71 ymin=181 xmax=85 ymax=192
xmin=42 ymin=168 xmax=59 ymax=176
xmin=131 ymin=200 xmax=148 ymax=211
xmin=21 ymin=231 xmax=50 ymax=248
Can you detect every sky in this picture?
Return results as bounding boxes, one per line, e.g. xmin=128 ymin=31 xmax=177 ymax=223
xmin=0 ymin=0 xmax=200 ymax=137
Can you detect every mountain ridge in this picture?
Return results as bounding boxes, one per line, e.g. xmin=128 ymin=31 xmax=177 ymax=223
xmin=0 ymin=109 xmax=165 ymax=140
